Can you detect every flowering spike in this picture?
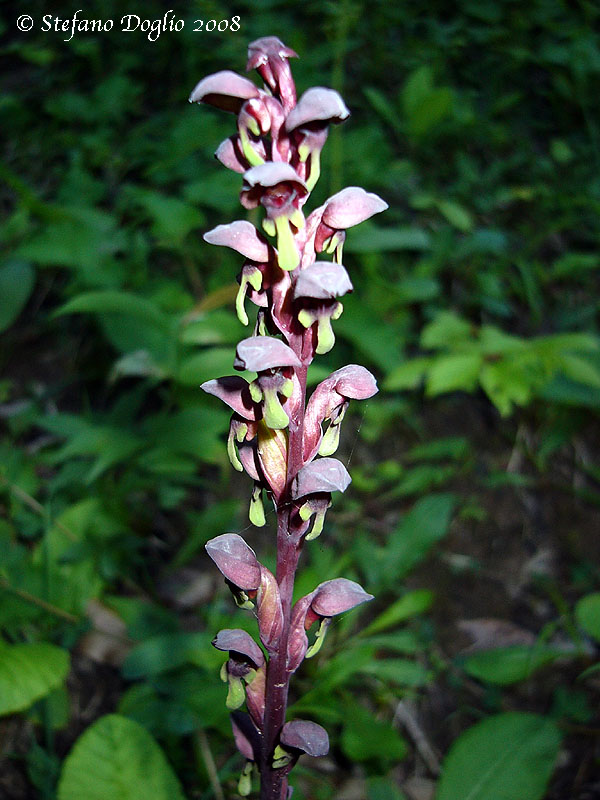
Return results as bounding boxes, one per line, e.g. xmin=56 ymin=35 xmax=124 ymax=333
xmin=191 ymin=37 xmax=385 ymax=798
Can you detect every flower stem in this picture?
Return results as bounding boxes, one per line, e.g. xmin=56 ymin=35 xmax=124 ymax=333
xmin=260 ymin=360 xmax=307 ymax=799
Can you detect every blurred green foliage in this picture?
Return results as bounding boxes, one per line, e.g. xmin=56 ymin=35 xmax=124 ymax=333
xmin=1 ymin=0 xmax=600 ymax=798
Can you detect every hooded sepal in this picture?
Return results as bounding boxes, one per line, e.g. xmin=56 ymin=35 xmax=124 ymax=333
xmin=241 ymin=163 xmax=308 ymax=270
xmin=294 ymin=261 xmax=353 ymax=355
xmin=189 ymin=70 xmax=259 ymax=112
xmin=314 ymin=186 xmax=388 ymax=261
xmin=279 ymin=719 xmax=329 ymax=759
xmin=303 ymin=365 xmax=378 ymax=462
xmin=286 ymin=87 xmax=350 ymax=189
xmin=204 ymin=220 xmax=271 ymax=263
xmin=287 ymin=578 xmax=373 ymax=671
xmin=293 ymin=457 xmax=351 ymax=498
xmin=205 ymin=534 xmax=261 ymax=606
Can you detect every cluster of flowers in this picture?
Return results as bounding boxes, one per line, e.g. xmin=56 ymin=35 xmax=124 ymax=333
xmin=191 ymin=36 xmax=387 ymax=797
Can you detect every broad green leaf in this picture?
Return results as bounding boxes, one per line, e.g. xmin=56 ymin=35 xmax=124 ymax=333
xmin=436 ymin=712 xmax=561 ymax=800
xmin=406 ymin=437 xmax=470 ymax=462
xmin=361 ymin=590 xmax=434 ymax=636
xmin=341 ymin=704 xmax=407 ymax=763
xmin=575 ymin=593 xmax=600 ymax=642
xmin=55 ymin=291 xmax=170 ymax=331
xmin=57 ymin=714 xmax=186 ymax=800
xmin=346 ymin=224 xmax=431 ymax=253
xmin=176 ymin=348 xmax=236 ymax=385
xmin=122 ymin=632 xmax=217 ymax=679
xmin=0 ymin=643 xmax=70 ymax=716
xmin=367 ymin=776 xmax=407 ymax=800
xmin=384 ymin=358 xmax=431 ymax=391
xmin=421 ymin=312 xmax=473 ymax=350
xmin=0 ymin=260 xmax=35 ymax=332
xmin=125 ymin=187 xmax=205 ymax=246
xmin=359 ymin=658 xmax=430 ymax=687
xmin=380 ymin=493 xmax=455 ymax=583
xmin=425 ymin=353 xmax=482 ymax=396
xmin=462 ymin=646 xmax=563 ymax=686
xmin=437 ymin=200 xmax=474 ymax=232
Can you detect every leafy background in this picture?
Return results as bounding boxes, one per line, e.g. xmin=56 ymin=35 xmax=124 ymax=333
xmin=1 ymin=1 xmax=600 ymax=798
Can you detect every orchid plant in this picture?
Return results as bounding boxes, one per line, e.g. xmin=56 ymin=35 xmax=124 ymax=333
xmin=190 ymin=37 xmax=387 ymax=799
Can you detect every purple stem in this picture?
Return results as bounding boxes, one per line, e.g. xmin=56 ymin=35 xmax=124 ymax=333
xmin=259 ymin=359 xmax=308 ymax=799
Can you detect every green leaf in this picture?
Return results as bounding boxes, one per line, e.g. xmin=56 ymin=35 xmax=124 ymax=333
xmin=57 ymin=714 xmax=186 ymax=800
xmin=435 ymin=712 xmax=561 ymax=800
xmin=380 ymin=493 xmax=455 ymax=583
xmin=575 ymin=593 xmax=600 ymax=642
xmin=421 ymin=312 xmax=473 ymax=350
xmin=383 ymin=358 xmax=431 ymax=391
xmin=462 ymin=646 xmax=563 ymax=686
xmin=341 ymin=704 xmax=407 ymax=764
xmin=359 ymin=658 xmax=430 ymax=687
xmin=122 ymin=632 xmax=217 ymax=679
xmin=437 ymin=200 xmax=474 ymax=232
xmin=345 ymin=224 xmax=431 ymax=253
xmin=176 ymin=348 xmax=236 ymax=385
xmin=362 ymin=590 xmax=434 ymax=636
xmin=425 ymin=353 xmax=482 ymax=396
xmin=401 ymin=67 xmax=453 ymax=137
xmin=125 ymin=187 xmax=205 ymax=247
xmin=367 ymin=776 xmax=407 ymax=800
xmin=54 ymin=291 xmax=170 ymax=331
xmin=0 ymin=260 xmax=35 ymax=332
xmin=0 ymin=643 xmax=70 ymax=716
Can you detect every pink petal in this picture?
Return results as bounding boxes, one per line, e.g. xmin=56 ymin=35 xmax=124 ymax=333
xmin=203 ymin=220 xmax=270 ymax=262
xmin=311 ymin=578 xmax=374 ymax=617
xmin=322 ymin=186 xmax=388 ymax=230
xmin=235 ymin=336 xmax=301 ymax=372
xmin=294 ymin=261 xmax=353 ymax=300
xmin=292 ymin=457 xmax=351 ymax=498
xmin=189 ymin=70 xmax=259 ymax=112
xmin=205 ymin=533 xmax=261 ymax=589
xmin=285 ymin=87 xmax=349 ymax=132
